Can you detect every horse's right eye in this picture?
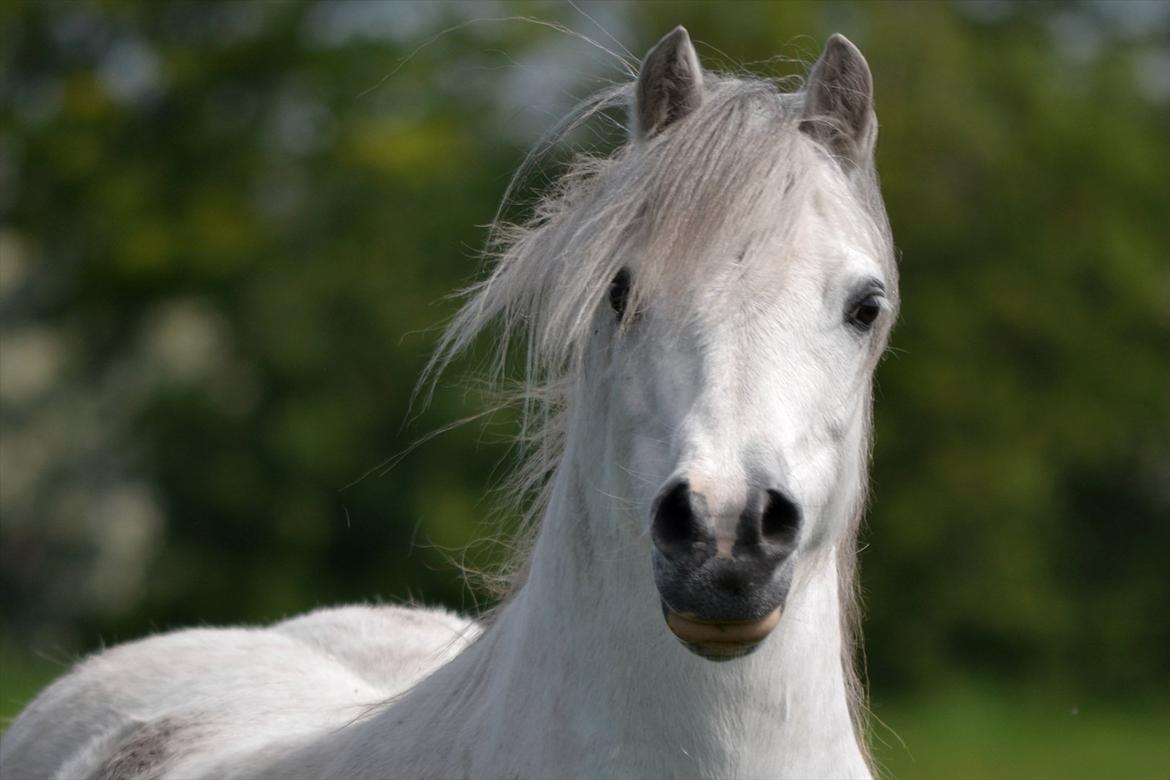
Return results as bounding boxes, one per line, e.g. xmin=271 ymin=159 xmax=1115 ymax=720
xmin=845 ymin=292 xmax=883 ymax=332
xmin=609 ymin=268 xmax=632 ymax=318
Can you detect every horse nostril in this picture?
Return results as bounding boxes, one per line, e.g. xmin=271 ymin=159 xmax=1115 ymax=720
xmin=651 ymin=480 xmax=704 ymax=559
xmin=760 ymin=489 xmax=801 ymax=547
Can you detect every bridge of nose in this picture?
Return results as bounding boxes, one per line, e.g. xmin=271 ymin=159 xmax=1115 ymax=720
xmin=686 ymin=476 xmax=751 ymax=558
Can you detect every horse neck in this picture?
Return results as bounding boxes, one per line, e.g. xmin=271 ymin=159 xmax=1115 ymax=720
xmin=457 ymin=419 xmax=870 ymax=777
xmin=300 ymin=413 xmax=870 ymax=778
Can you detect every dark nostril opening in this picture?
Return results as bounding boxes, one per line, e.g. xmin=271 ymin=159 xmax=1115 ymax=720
xmin=761 ymin=489 xmax=801 ymax=547
xmin=652 ymin=480 xmax=703 ymax=558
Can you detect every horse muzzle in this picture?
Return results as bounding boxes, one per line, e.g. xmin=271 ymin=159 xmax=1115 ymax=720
xmin=650 ymin=479 xmax=801 ymax=661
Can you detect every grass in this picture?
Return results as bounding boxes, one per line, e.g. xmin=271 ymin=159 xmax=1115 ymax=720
xmin=870 ymin=681 xmax=1170 ymax=779
xmin=2 ymin=645 xmax=1167 ymax=778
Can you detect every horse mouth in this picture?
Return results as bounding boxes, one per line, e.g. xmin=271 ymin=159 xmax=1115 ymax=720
xmin=662 ymin=605 xmax=782 ymax=662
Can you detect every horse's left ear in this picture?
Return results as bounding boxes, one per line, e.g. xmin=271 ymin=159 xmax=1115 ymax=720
xmin=633 ymin=26 xmax=704 ymax=141
xmin=800 ymin=34 xmax=876 ymax=168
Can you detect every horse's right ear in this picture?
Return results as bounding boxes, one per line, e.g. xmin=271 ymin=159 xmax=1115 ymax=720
xmin=633 ymin=26 xmax=704 ymax=141
xmin=800 ymin=34 xmax=876 ymax=168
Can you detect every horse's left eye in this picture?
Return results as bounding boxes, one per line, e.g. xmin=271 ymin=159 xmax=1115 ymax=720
xmin=609 ymin=268 xmax=632 ymax=318
xmin=846 ymin=293 xmax=882 ymax=331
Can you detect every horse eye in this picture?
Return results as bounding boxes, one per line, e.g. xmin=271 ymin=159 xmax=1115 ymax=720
xmin=609 ymin=268 xmax=632 ymax=318
xmin=846 ymin=293 xmax=882 ymax=331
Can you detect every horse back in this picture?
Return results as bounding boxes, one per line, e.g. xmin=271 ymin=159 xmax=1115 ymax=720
xmin=0 ymin=605 xmax=478 ymax=779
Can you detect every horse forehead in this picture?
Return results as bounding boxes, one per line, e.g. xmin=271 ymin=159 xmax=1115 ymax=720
xmin=732 ymin=208 xmax=875 ymax=291
xmin=690 ymin=244 xmax=853 ymax=321
xmin=650 ymin=207 xmax=879 ymax=349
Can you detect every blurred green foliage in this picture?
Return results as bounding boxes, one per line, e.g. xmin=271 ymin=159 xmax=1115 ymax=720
xmin=1 ymin=0 xmax=1167 ymax=752
xmin=868 ymin=681 xmax=1170 ymax=779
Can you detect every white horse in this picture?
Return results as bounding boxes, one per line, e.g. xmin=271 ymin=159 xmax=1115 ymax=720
xmin=1 ymin=27 xmax=897 ymax=780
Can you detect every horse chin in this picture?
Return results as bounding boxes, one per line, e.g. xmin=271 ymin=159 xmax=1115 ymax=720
xmin=662 ymin=604 xmax=782 ymax=662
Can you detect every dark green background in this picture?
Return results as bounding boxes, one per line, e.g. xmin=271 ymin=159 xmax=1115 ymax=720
xmin=2 ymin=2 xmax=1168 ymax=777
